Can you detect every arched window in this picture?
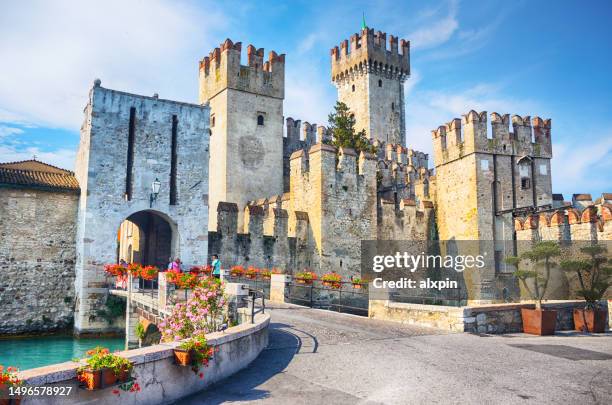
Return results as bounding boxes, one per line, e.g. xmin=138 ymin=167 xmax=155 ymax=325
xmin=391 ymin=102 xmax=395 ymax=111
xmin=351 ymin=84 xmax=355 ymax=92
xmin=378 ymin=79 xmax=382 ymax=87
xmin=211 ymin=115 xmax=215 ymax=127
xmin=257 ymin=115 xmax=264 ymax=126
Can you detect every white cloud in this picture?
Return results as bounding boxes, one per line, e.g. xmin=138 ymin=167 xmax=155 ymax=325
xmin=0 ymin=144 xmax=75 ymax=170
xmin=407 ymin=0 xmax=458 ymax=50
xmin=0 ymin=125 xmax=24 ymax=138
xmin=0 ymin=0 xmax=227 ymax=129
xmin=551 ymin=137 xmax=612 ymax=196
xmin=404 ymin=80 xmax=539 ymax=153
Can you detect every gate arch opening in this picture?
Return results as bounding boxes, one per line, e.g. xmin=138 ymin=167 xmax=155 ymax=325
xmin=117 ymin=210 xmax=176 ymax=270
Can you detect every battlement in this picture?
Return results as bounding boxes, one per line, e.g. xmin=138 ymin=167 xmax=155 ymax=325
xmin=432 ymin=110 xmax=553 ymax=167
xmin=377 ymin=195 xmax=434 ymax=240
xmin=290 ymin=143 xmax=377 ymax=190
xmin=284 ymin=117 xmax=319 ymax=146
xmin=330 ymin=28 xmax=410 ymax=84
xmin=198 ymin=38 xmax=285 ymax=102
xmin=372 ymin=140 xmax=428 ymax=168
xmin=515 ymin=204 xmax=612 ymax=242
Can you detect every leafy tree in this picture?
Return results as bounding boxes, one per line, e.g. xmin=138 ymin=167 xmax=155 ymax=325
xmin=326 ymin=101 xmax=376 ymax=154
xmin=560 ymin=245 xmax=611 ymax=310
xmin=504 ymin=241 xmax=561 ymax=310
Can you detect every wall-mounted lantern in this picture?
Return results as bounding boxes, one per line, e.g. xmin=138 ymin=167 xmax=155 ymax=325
xmin=150 ymin=178 xmax=161 ymax=208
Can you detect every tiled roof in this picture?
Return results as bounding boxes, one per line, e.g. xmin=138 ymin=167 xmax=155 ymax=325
xmin=0 ymin=159 xmax=72 ymax=174
xmin=0 ymin=160 xmax=79 ymax=192
xmin=572 ymin=193 xmax=593 ymax=201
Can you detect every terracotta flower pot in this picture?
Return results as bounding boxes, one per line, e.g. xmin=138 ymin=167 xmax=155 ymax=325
xmin=174 ymin=348 xmax=192 ymax=366
xmin=101 ymin=368 xmax=117 ymax=387
xmin=118 ymin=368 xmax=131 ymax=383
xmin=322 ymin=281 xmax=332 ymax=287
xmin=79 ymin=369 xmax=101 ymax=390
xmin=352 ymin=283 xmax=362 ymax=289
xmin=521 ymin=308 xmax=557 ymax=335
xmin=573 ymin=308 xmax=607 ymax=333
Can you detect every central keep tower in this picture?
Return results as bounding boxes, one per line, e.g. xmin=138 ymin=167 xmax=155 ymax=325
xmin=331 ymin=28 xmax=410 ymax=145
xmin=199 ymin=39 xmax=285 ymax=231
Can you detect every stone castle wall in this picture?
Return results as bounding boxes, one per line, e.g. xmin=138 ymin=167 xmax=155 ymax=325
xmin=209 ymin=143 xmax=434 ymax=279
xmin=74 ymin=83 xmax=210 ymax=334
xmin=0 ymin=188 xmax=78 ymax=334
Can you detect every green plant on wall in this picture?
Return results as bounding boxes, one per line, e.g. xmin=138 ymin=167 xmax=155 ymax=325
xmin=135 ymin=321 xmax=146 ymax=340
xmin=97 ymin=295 xmax=126 ymax=325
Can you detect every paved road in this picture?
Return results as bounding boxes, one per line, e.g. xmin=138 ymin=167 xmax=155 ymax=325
xmin=181 ymin=303 xmax=612 ymax=405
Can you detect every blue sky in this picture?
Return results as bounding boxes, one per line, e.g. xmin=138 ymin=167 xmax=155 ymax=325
xmin=0 ymin=0 xmax=610 ymax=198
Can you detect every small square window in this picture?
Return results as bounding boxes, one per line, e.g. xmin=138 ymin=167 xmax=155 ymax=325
xmin=521 ymin=177 xmax=531 ymax=189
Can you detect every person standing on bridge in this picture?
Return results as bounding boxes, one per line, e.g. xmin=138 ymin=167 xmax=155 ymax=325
xmin=168 ymin=257 xmax=183 ymax=274
xmin=211 ymin=254 xmax=221 ymax=279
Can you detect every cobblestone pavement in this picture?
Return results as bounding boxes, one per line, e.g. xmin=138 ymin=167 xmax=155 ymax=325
xmin=180 ymin=303 xmax=612 ymax=405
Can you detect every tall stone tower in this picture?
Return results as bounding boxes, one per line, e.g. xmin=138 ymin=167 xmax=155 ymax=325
xmin=74 ymin=81 xmax=210 ymax=334
xmin=432 ymin=110 xmax=553 ymax=301
xmin=432 ymin=111 xmax=553 ymax=242
xmin=331 ymin=28 xmax=410 ymax=145
xmin=199 ymin=39 xmax=285 ymax=231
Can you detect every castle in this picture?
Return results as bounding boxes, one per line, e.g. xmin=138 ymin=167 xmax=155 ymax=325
xmin=0 ymin=27 xmax=610 ymax=335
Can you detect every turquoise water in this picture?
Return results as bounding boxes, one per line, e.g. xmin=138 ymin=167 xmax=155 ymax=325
xmin=0 ymin=335 xmax=125 ymax=371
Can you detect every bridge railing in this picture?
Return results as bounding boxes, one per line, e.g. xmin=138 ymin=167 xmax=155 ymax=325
xmin=285 ymin=279 xmax=369 ymax=316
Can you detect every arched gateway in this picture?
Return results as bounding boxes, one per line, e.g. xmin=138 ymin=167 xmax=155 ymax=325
xmin=73 ymin=82 xmax=210 ymax=335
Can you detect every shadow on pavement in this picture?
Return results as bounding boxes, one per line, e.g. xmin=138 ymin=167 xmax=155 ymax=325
xmin=177 ymin=322 xmax=305 ymax=404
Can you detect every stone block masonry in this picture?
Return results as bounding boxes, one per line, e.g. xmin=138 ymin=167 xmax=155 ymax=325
xmin=74 ymin=82 xmax=210 ymax=334
xmin=200 ymin=39 xmax=285 ymax=232
xmin=0 ymin=189 xmax=78 ymax=334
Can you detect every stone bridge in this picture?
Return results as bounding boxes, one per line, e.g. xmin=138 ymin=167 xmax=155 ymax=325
xmin=179 ymin=302 xmax=612 ymax=404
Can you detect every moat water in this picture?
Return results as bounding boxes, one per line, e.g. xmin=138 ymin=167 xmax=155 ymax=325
xmin=0 ymin=335 xmax=125 ymax=370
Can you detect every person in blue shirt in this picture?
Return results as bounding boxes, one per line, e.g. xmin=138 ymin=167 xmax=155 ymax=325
xmin=211 ymin=254 xmax=221 ymax=279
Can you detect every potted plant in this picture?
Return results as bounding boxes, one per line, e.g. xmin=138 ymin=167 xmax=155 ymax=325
xmin=140 ymin=265 xmax=159 ymax=281
xmin=127 ymin=263 xmax=142 ymax=278
xmin=159 ymin=278 xmax=227 ymax=343
xmin=135 ymin=322 xmax=146 ymax=348
xmin=1 ymin=365 xmax=23 ymax=405
xmin=505 ymin=241 xmax=561 ymax=335
xmin=201 ymin=265 xmax=213 ymax=276
xmin=295 ymin=271 xmax=317 ymax=285
xmin=245 ymin=266 xmax=259 ymax=279
xmin=261 ymin=269 xmax=272 ymax=280
xmin=351 ymin=277 xmax=366 ymax=289
xmin=173 ymin=335 xmax=215 ymax=375
xmin=75 ymin=347 xmax=134 ymax=390
xmin=561 ymin=245 xmax=611 ymax=333
xmin=166 ymin=272 xmax=200 ymax=301
xmin=321 ymin=273 xmax=342 ymax=289
xmin=230 ymin=265 xmax=245 ymax=278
